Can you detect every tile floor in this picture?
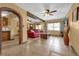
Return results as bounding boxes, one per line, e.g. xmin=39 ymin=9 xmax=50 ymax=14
xmin=1 ymin=36 xmax=77 ymax=56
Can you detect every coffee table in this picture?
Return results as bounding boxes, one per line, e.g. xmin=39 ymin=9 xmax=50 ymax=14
xmin=40 ymin=33 xmax=48 ymax=39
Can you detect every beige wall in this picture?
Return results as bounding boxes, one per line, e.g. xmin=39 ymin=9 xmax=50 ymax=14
xmin=46 ymin=19 xmax=64 ymax=23
xmin=7 ymin=14 xmax=19 ymax=39
xmin=66 ymin=3 xmax=79 ymax=55
xmin=30 ymin=19 xmax=64 ymax=36
xmin=0 ymin=3 xmax=27 ymax=42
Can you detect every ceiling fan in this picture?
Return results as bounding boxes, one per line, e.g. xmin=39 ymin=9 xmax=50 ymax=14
xmin=42 ymin=9 xmax=57 ymax=16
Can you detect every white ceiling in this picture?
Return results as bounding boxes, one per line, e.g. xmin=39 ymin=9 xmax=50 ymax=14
xmin=16 ymin=3 xmax=72 ymax=22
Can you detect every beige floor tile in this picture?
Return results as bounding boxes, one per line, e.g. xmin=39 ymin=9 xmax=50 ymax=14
xmin=1 ymin=36 xmax=77 ymax=56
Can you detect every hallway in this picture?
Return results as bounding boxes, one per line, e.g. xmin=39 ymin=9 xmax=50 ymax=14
xmin=1 ymin=36 xmax=76 ymax=56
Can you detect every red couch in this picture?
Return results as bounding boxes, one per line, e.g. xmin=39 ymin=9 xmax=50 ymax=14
xmin=27 ymin=29 xmax=40 ymax=38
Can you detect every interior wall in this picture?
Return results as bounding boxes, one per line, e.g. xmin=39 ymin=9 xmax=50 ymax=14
xmin=39 ymin=22 xmax=47 ymax=32
xmin=0 ymin=3 xmax=27 ymax=43
xmin=31 ymin=19 xmax=64 ymax=36
xmin=7 ymin=15 xmax=19 ymax=39
xmin=66 ymin=3 xmax=79 ymax=55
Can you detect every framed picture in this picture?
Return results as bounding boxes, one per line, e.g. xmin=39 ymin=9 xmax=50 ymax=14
xmin=72 ymin=8 xmax=78 ymax=22
xmin=77 ymin=7 xmax=79 ymax=20
xmin=2 ymin=17 xmax=8 ymax=26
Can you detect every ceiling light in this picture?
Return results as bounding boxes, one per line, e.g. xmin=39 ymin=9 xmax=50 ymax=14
xmin=45 ymin=13 xmax=50 ymax=16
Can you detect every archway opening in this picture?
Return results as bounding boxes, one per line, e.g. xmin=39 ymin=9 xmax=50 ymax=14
xmin=0 ymin=7 xmax=23 ymax=53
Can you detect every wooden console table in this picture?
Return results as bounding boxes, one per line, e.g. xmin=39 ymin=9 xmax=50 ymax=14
xmin=2 ymin=31 xmax=10 ymax=41
xmin=40 ymin=33 xmax=48 ymax=39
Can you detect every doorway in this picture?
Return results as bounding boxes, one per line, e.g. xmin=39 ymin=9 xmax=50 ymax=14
xmin=0 ymin=7 xmax=23 ymax=54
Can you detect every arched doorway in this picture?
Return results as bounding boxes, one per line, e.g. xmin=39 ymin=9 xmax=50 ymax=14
xmin=0 ymin=7 xmax=23 ymax=54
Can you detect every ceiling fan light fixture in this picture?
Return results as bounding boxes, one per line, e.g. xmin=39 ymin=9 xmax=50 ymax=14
xmin=42 ymin=10 xmax=47 ymax=14
xmin=45 ymin=13 xmax=50 ymax=16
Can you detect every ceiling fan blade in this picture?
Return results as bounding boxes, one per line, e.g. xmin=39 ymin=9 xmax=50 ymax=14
xmin=50 ymin=10 xmax=57 ymax=13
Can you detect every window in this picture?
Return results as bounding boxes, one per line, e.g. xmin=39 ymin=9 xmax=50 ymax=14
xmin=36 ymin=25 xmax=42 ymax=30
xmin=47 ymin=23 xmax=60 ymax=31
xmin=53 ymin=23 xmax=60 ymax=31
xmin=36 ymin=25 xmax=39 ymax=29
xmin=47 ymin=23 xmax=54 ymax=30
xmin=39 ymin=25 xmax=42 ymax=30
